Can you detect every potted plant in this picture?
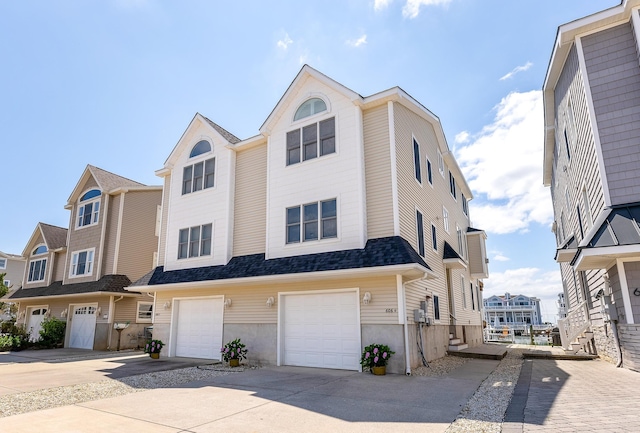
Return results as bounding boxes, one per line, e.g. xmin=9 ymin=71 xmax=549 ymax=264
xmin=220 ymin=338 xmax=248 ymax=367
xmin=360 ymin=343 xmax=395 ymax=375
xmin=144 ymin=339 xmax=164 ymax=359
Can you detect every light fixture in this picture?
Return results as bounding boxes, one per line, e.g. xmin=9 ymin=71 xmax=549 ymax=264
xmin=61 ymin=308 xmax=68 ymax=318
xmin=45 ymin=310 xmax=52 ymax=318
xmin=224 ymin=298 xmax=232 ymax=308
xmin=18 ymin=311 xmax=25 ymax=320
xmin=266 ymin=296 xmax=275 ymax=308
xmin=163 ymin=301 xmax=172 ymax=310
xmin=96 ymin=307 xmax=102 ymax=316
xmin=362 ymin=292 xmax=372 ymax=305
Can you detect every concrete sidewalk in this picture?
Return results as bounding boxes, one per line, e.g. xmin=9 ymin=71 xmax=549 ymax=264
xmin=1 ymin=359 xmax=500 ymax=433
xmin=504 ymin=358 xmax=640 ymax=432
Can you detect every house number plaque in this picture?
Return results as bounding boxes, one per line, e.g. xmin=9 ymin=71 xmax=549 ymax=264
xmin=385 ymin=308 xmax=397 ymax=313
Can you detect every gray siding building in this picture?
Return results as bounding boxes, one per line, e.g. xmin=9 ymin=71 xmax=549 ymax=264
xmin=544 ymin=0 xmax=640 ymax=371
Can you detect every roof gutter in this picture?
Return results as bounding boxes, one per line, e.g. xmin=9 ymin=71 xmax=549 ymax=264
xmin=8 ymin=291 xmax=141 ymax=302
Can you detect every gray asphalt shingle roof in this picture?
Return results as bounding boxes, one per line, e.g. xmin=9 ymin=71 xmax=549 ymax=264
xmin=8 ymin=275 xmax=135 ymax=299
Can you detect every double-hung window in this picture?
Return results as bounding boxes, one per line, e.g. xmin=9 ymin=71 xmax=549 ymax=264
xmin=449 ymin=171 xmax=457 ymax=199
xmin=437 ymin=149 xmax=444 ymax=176
xmin=0 ymin=258 xmax=5 ymax=269
xmin=426 ymin=158 xmax=433 ymax=185
xmin=28 ymin=258 xmax=47 ymax=282
xmin=456 ymin=225 xmax=465 ymax=259
xmin=137 ymin=301 xmax=153 ymax=323
xmin=286 ymin=117 xmax=335 ymax=166
xmin=182 ymin=158 xmax=215 ymax=195
xmin=70 ymin=249 xmax=95 ymax=277
xmin=286 ymin=199 xmax=337 ymax=243
xmin=462 ymin=194 xmax=468 ymax=216
xmin=416 ymin=210 xmax=425 ymax=256
xmin=413 ymin=139 xmax=421 ymax=183
xmin=77 ymin=189 xmax=101 ymax=228
xmin=443 ymin=207 xmax=449 ymax=233
xmin=178 ymin=223 xmax=212 ymax=259
xmin=433 ymin=295 xmax=440 ymax=320
xmin=431 ymin=223 xmax=438 ymax=251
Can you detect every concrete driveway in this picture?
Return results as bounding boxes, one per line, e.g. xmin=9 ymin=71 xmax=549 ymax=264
xmin=0 ymin=352 xmax=500 ymax=433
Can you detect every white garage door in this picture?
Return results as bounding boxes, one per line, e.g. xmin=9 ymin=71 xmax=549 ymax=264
xmin=282 ymin=291 xmax=360 ymax=370
xmin=69 ymin=305 xmax=97 ymax=349
xmin=175 ymin=298 xmax=223 ymax=359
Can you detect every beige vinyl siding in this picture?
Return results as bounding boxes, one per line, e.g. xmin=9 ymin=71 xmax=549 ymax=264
xmin=154 ymin=275 xmax=398 ymax=326
xmin=3 ymin=258 xmax=25 ymax=289
xmin=393 ymin=102 xmax=481 ymax=326
xmin=158 ymin=174 xmax=171 ymax=267
xmin=363 ymin=104 xmax=394 ymax=239
xmin=117 ymin=190 xmax=162 ymax=282
xmin=114 ymin=295 xmax=149 ymax=322
xmin=405 ymin=279 xmax=428 ymax=323
xmin=233 ymin=143 xmax=267 ymax=257
xmin=52 ymin=251 xmax=67 ymax=282
xmin=102 ymin=194 xmax=121 ymax=278
xmin=467 ymin=235 xmax=484 ymax=275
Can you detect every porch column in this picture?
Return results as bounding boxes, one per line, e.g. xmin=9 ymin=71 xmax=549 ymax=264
xmin=615 ymin=259 xmax=635 ymax=324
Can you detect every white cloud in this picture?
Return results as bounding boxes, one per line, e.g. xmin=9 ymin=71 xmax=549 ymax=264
xmin=374 ymin=0 xmax=393 ymax=12
xmin=493 ymin=253 xmax=510 ymax=262
xmin=346 ymin=34 xmax=368 ymax=48
xmin=482 ymin=267 xmax=562 ymax=323
xmin=456 ymin=90 xmax=553 ymax=234
xmin=402 ymin=0 xmax=452 ymax=19
xmin=500 ymin=61 xmax=533 ymax=81
xmin=277 ymin=33 xmax=293 ymax=50
xmin=455 ymin=131 xmax=470 ymax=144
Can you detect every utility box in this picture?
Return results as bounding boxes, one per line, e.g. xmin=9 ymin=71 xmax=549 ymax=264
xmin=413 ymin=309 xmax=426 ymax=323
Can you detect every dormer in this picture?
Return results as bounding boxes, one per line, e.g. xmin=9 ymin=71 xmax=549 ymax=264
xmin=157 ymin=114 xmax=241 ymax=271
xmin=21 ymin=223 xmax=67 ymax=289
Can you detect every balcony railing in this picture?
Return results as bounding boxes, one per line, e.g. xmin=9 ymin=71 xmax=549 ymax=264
xmin=484 ymin=304 xmax=535 ymax=310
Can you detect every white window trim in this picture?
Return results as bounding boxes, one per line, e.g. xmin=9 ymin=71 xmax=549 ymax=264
xmin=437 ymin=149 xmax=444 ymax=177
xmin=0 ymin=258 xmax=5 ymax=269
xmin=461 ymin=275 xmax=467 ymax=309
xmin=69 ymin=248 xmax=96 ymax=278
xmin=431 ymin=222 xmax=438 ymax=252
xmin=136 ymin=301 xmax=153 ymax=324
xmin=290 ymin=94 xmax=331 ymax=125
xmin=181 ymin=157 xmax=216 ymax=196
xmin=426 ymin=156 xmax=433 ymax=187
xmin=286 ymin=115 xmax=338 ymax=167
xmin=285 ymin=198 xmax=339 ymax=245
xmin=443 ymin=206 xmax=450 ymax=233
xmin=76 ymin=190 xmax=101 ymax=230
xmin=416 ymin=207 xmax=425 ymax=257
xmin=177 ymin=223 xmax=214 ymax=260
xmin=413 ymin=136 xmax=422 ymax=186
xmin=27 ymin=258 xmax=47 ymax=283
xmin=3 ymin=279 xmax=10 ymax=287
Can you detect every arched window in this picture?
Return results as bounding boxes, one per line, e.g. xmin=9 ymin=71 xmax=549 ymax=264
xmin=33 ymin=245 xmax=48 ymax=255
xmin=190 ymin=140 xmax=211 ymax=158
xmin=294 ymin=98 xmax=327 ymax=121
xmin=77 ymin=189 xmax=101 ymax=228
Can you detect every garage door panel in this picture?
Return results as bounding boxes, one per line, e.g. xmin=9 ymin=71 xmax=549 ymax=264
xmin=69 ymin=305 xmax=96 ymax=349
xmin=175 ymin=298 xmax=223 ymax=359
xmin=282 ymin=291 xmax=360 ymax=370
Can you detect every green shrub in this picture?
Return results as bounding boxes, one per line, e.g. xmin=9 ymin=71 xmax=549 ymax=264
xmin=37 ymin=317 xmax=66 ymax=348
xmin=0 ymin=324 xmax=31 ymax=351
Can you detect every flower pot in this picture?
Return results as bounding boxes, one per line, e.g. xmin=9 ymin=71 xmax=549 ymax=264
xmin=150 ymin=353 xmax=159 ymax=359
xmin=371 ymin=366 xmax=386 ymax=375
xmin=229 ymin=358 xmax=240 ymax=367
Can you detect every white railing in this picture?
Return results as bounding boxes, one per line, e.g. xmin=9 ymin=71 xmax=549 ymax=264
xmin=558 ymin=300 xmax=590 ymax=350
xmin=484 ymin=328 xmax=515 ymax=343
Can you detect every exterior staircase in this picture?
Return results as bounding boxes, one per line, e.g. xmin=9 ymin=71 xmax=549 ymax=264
xmin=558 ymin=301 xmax=596 ymax=354
xmin=448 ymin=333 xmax=468 ymax=351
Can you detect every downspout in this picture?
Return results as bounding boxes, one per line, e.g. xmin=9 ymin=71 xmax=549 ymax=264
xmin=401 ymin=273 xmax=430 ymax=376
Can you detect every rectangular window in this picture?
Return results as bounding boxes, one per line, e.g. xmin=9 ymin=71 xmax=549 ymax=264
xmin=70 ymin=249 xmax=94 ymax=277
xmin=456 ymin=225 xmax=465 ymax=259
xmin=449 ymin=171 xmax=457 ymax=199
xmin=286 ymin=117 xmax=336 ymax=166
xmin=443 ymin=207 xmax=449 ymax=233
xmin=28 ymin=258 xmax=47 ymax=282
xmin=0 ymin=258 xmax=5 ymax=269
xmin=2 ymin=279 xmax=9 ymax=287
xmin=462 ymin=194 xmax=468 ymax=216
xmin=413 ymin=139 xmax=421 ymax=183
xmin=137 ymin=301 xmax=153 ymax=323
xmin=177 ymin=223 xmax=212 ymax=259
xmin=286 ymin=199 xmax=337 ymax=243
xmin=437 ymin=149 xmax=444 ymax=176
xmin=431 ymin=223 xmax=437 ymax=251
xmin=564 ymin=128 xmax=571 ymax=160
xmin=577 ymin=205 xmax=584 ymax=240
xmin=461 ymin=276 xmax=467 ymax=309
xmin=426 ymin=158 xmax=433 ymax=185
xmin=78 ymin=201 xmax=100 ymax=227
xmin=470 ymin=282 xmax=475 ymax=310
xmin=182 ymin=158 xmax=215 ymax=195
xmin=433 ymin=295 xmax=440 ymax=320
xmin=416 ymin=210 xmax=425 ymax=257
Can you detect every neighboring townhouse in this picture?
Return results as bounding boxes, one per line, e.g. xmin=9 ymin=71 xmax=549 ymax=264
xmin=483 ymin=293 xmax=543 ymax=330
xmin=0 ymin=251 xmax=26 ymax=320
xmin=8 ymin=165 xmax=162 ymax=349
xmin=130 ymin=66 xmax=488 ymax=374
xmin=543 ymin=0 xmax=640 ymax=369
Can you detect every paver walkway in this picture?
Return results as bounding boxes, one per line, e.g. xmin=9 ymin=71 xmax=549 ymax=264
xmin=503 ymin=358 xmax=640 ymax=432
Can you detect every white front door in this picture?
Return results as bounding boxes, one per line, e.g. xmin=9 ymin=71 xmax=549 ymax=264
xmin=69 ymin=305 xmax=97 ymax=349
xmin=175 ymin=298 xmax=223 ymax=359
xmin=281 ymin=291 xmax=360 ymax=370
xmin=27 ymin=307 xmax=48 ymax=342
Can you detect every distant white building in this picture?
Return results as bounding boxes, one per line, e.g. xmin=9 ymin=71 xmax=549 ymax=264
xmin=483 ymin=293 xmax=543 ymax=329
xmin=557 ymin=293 xmax=567 ymax=321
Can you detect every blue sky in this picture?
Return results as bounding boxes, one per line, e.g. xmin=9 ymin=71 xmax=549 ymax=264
xmin=0 ymin=0 xmax=618 ymax=322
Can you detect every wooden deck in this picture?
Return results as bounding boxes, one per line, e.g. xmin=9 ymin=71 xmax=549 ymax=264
xmin=447 ymin=343 xmax=508 ymax=360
